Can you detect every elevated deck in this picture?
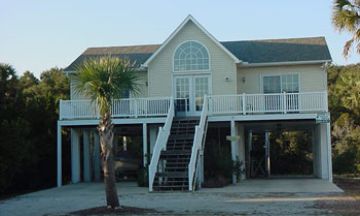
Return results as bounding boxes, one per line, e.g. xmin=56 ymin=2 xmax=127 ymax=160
xmin=58 ymin=91 xmax=329 ymax=125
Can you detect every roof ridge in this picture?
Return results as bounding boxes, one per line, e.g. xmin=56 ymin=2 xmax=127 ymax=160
xmin=85 ymin=43 xmax=161 ymax=50
xmin=220 ymin=36 xmax=326 ymax=43
xmin=82 ymin=37 xmax=326 ymax=51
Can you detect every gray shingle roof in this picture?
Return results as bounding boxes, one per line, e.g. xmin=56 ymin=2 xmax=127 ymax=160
xmin=64 ymin=37 xmax=331 ymax=71
xmin=221 ymin=37 xmax=331 ymax=64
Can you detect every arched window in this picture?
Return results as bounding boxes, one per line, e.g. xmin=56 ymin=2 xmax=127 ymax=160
xmin=174 ymin=41 xmax=209 ymax=72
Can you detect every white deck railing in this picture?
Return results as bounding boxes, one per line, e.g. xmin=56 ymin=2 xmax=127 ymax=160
xmin=188 ymin=97 xmax=208 ymax=191
xmin=208 ymin=92 xmax=328 ymax=115
xmin=59 ymin=97 xmax=171 ymax=120
xmin=59 ymin=92 xmax=328 ymax=120
xmin=148 ymin=98 xmax=174 ymax=192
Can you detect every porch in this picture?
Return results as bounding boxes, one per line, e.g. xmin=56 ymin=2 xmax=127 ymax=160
xmin=204 ymin=120 xmax=333 ymax=186
xmin=59 ymin=91 xmax=328 ymax=121
xmin=56 ymin=91 xmax=331 ymax=190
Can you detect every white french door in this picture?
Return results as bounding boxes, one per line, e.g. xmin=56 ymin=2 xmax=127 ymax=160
xmin=174 ymin=75 xmax=210 ymax=116
xmin=263 ymin=74 xmax=300 ymax=112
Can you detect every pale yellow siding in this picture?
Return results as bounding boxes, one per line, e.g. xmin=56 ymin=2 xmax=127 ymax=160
xmin=237 ymin=64 xmax=327 ymax=94
xmin=148 ymin=20 xmax=237 ymax=97
xmin=135 ymin=71 xmax=148 ymax=98
xmin=69 ymin=74 xmax=87 ymax=100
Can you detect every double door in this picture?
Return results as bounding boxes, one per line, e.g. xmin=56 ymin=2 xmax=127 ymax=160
xmin=174 ymin=75 xmax=210 ymax=116
xmin=263 ymin=74 xmax=299 ymax=112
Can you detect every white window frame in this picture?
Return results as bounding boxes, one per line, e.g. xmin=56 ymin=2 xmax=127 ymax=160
xmin=260 ymin=72 xmax=301 ymax=93
xmin=172 ymin=40 xmax=211 ymax=73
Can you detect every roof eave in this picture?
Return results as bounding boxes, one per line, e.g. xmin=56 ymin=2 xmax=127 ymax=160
xmin=143 ymin=15 xmax=241 ymax=67
xmin=239 ymin=59 xmax=332 ymax=68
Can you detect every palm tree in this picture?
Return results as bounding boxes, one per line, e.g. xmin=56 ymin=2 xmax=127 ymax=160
xmin=333 ymin=0 xmax=360 ymax=57
xmin=74 ymin=56 xmax=138 ymax=208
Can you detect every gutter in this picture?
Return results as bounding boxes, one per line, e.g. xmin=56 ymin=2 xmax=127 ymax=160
xmin=239 ymin=60 xmax=332 ymax=68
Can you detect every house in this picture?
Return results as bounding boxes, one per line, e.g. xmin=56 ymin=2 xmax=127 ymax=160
xmin=57 ymin=15 xmax=332 ymax=191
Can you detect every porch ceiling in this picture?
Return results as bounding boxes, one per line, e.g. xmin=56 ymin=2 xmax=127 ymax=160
xmin=242 ymin=120 xmax=317 ymax=132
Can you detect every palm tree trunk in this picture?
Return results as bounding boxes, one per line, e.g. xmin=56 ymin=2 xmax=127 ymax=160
xmin=98 ymin=112 xmax=119 ymax=208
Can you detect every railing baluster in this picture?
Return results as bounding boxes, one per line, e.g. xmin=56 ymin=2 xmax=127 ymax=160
xmin=242 ymin=93 xmax=246 ymax=115
xmin=283 ymin=92 xmax=287 ymax=114
xmin=59 ymin=92 xmax=328 ymax=120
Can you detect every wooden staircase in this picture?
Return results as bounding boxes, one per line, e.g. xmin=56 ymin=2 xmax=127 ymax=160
xmin=153 ymin=118 xmax=199 ymax=191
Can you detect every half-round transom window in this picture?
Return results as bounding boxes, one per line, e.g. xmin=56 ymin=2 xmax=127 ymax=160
xmin=174 ymin=41 xmax=209 ymax=72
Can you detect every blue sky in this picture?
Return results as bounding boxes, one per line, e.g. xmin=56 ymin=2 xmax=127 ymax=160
xmin=0 ymin=0 xmax=359 ymax=77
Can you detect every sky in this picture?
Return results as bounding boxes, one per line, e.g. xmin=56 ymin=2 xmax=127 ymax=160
xmin=0 ymin=0 xmax=359 ymax=78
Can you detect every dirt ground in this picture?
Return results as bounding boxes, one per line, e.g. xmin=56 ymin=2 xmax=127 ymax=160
xmin=0 ymin=179 xmax=355 ymax=216
xmin=67 ymin=178 xmax=360 ymax=216
xmin=315 ymin=177 xmax=360 ymax=216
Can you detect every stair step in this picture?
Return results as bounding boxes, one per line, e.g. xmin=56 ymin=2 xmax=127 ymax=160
xmin=160 ymin=156 xmax=190 ymax=160
xmin=156 ymin=172 xmax=187 ymax=178
xmin=154 ymin=179 xmax=188 ymax=183
xmin=151 ymin=117 xmax=201 ymax=192
xmin=165 ymin=169 xmax=187 ymax=172
xmin=169 ymin=134 xmax=194 ymax=140
xmin=161 ymin=150 xmax=191 ymax=155
xmin=165 ymin=168 xmax=187 ymax=170
xmin=165 ymin=162 xmax=189 ymax=165
xmin=153 ymin=186 xmax=188 ymax=191
xmin=154 ymin=184 xmax=188 ymax=188
xmin=165 ymin=166 xmax=188 ymax=169
xmin=166 ymin=146 xmax=192 ymax=150
xmin=160 ymin=157 xmax=190 ymax=160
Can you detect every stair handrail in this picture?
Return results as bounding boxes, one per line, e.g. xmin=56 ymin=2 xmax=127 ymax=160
xmin=188 ymin=96 xmax=208 ymax=191
xmin=148 ymin=97 xmax=174 ymax=192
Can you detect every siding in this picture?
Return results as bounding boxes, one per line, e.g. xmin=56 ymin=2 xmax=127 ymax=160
xmin=70 ymin=74 xmax=86 ymax=100
xmin=135 ymin=71 xmax=148 ymax=97
xmin=148 ymin=20 xmax=237 ymax=97
xmin=237 ymin=64 xmax=327 ymax=94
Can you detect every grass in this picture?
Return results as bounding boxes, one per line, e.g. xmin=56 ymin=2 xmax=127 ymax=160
xmin=315 ymin=177 xmax=360 ymax=216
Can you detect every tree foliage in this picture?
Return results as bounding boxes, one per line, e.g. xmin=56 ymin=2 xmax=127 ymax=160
xmin=333 ymin=0 xmax=360 ymax=57
xmin=74 ymin=56 xmax=139 ymax=208
xmin=0 ymin=64 xmax=69 ymax=194
xmin=74 ymin=57 xmax=139 ymax=116
xmin=328 ymin=64 xmax=360 ymax=174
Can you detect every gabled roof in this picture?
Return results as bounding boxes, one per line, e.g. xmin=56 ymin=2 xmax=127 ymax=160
xmin=64 ymin=36 xmax=331 ymax=71
xmin=143 ymin=15 xmax=241 ymax=66
xmin=221 ymin=37 xmax=331 ymax=64
xmin=65 ymin=45 xmax=160 ymax=71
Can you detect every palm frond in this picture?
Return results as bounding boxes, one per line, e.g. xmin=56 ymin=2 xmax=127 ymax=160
xmin=333 ymin=0 xmax=360 ymax=57
xmin=73 ymin=56 xmax=140 ymax=117
xmin=334 ymin=0 xmax=351 ymax=9
xmin=343 ymin=38 xmax=355 ymax=57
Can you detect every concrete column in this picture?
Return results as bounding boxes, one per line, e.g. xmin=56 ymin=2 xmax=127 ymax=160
xmin=83 ymin=129 xmax=91 ymax=182
xmin=93 ymin=131 xmax=101 ymax=182
xmin=247 ymin=130 xmax=253 ymax=177
xmin=143 ymin=123 xmax=148 ymax=167
xmin=149 ymin=125 xmax=158 ymax=155
xmin=326 ymin=123 xmax=333 ymax=182
xmin=265 ymin=131 xmax=271 ymax=177
xmin=312 ymin=127 xmax=319 ymax=178
xmin=71 ymin=128 xmax=81 ymax=183
xmin=230 ymin=120 xmax=239 ymax=184
xmin=57 ymin=123 xmax=62 ymax=187
xmin=237 ymin=124 xmax=246 ymax=180
xmin=315 ymin=123 xmax=332 ymax=181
